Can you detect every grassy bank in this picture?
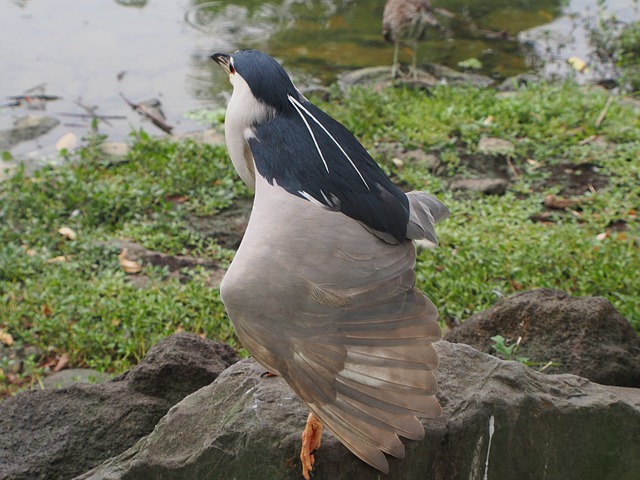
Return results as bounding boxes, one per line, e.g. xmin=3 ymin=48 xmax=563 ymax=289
xmin=1 ymin=81 xmax=638 ymax=395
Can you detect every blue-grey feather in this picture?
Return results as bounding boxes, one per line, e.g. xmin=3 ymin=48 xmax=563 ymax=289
xmin=232 ymin=49 xmax=410 ymax=242
xmin=232 ymin=50 xmax=299 ymax=115
xmin=249 ymin=101 xmax=410 ymax=243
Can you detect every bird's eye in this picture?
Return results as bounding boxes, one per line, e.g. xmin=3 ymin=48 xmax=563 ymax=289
xmin=229 ymin=61 xmax=235 ymax=74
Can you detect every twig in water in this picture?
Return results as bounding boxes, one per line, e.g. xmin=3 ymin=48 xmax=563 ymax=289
xmin=119 ymin=92 xmax=173 ymax=134
xmin=74 ymin=99 xmax=114 ymax=127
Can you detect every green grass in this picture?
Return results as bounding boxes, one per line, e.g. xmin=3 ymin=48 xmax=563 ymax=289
xmin=318 ymin=83 xmax=639 ymax=324
xmin=0 ymin=82 xmax=638 ymax=396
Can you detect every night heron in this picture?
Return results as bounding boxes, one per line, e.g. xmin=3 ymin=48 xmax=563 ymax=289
xmin=383 ymin=0 xmax=440 ymax=80
xmin=211 ymin=49 xmax=448 ymax=479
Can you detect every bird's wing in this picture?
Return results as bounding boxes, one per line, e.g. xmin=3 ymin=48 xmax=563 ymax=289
xmin=222 ymin=184 xmax=442 ymax=474
xmin=286 ymin=272 xmax=442 ymax=474
xmin=247 ymin=96 xmax=410 ymax=243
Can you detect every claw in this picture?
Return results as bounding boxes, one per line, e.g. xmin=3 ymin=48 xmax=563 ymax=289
xmin=300 ymin=412 xmax=323 ymax=480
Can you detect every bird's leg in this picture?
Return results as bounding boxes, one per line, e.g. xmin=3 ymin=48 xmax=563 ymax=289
xmin=391 ymin=40 xmax=400 ymax=79
xmin=300 ymin=412 xmax=323 ymax=480
xmin=411 ymin=39 xmax=419 ymax=81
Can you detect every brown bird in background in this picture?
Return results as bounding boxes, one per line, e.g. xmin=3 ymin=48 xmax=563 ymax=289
xmin=383 ymin=0 xmax=440 ymax=80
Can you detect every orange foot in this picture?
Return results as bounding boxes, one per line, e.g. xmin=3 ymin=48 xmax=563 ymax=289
xmin=300 ymin=412 xmax=323 ymax=480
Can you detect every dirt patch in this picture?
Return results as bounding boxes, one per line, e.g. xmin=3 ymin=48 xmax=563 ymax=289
xmin=185 ymin=197 xmax=252 ymax=250
xmin=542 ymin=162 xmax=609 ymax=195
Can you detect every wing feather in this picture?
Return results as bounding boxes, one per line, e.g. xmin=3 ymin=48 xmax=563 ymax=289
xmin=248 ymin=99 xmax=410 ymax=242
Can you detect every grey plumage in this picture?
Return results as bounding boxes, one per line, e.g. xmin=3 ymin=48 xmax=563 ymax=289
xmin=212 ymin=50 xmax=448 ymax=476
xmin=383 ymin=0 xmax=440 ymax=80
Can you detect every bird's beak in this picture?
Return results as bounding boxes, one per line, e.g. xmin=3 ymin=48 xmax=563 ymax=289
xmin=211 ymin=52 xmax=232 ymax=75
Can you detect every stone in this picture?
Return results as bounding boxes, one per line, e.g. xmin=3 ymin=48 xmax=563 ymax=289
xmin=0 ymin=333 xmax=237 ymax=480
xmin=372 ymin=143 xmax=443 ymax=174
xmin=477 ymin=137 xmax=515 ymax=157
xmin=423 ymin=63 xmax=495 ymax=88
xmin=100 ymin=141 xmax=131 ymax=158
xmin=497 ymin=73 xmax=542 ymax=91
xmin=77 ymin=342 xmax=640 ymax=480
xmin=449 ymin=177 xmax=510 ymax=195
xmin=42 ymin=368 xmax=112 ymax=389
xmin=445 ymin=289 xmax=640 ymax=387
xmin=0 ymin=115 xmax=60 ymax=150
xmin=337 ymin=66 xmax=438 ymax=93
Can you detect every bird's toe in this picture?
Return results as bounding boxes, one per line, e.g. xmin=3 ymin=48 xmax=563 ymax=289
xmin=300 ymin=412 xmax=323 ymax=479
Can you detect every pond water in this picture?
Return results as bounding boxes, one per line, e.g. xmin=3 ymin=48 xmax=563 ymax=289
xmin=0 ymin=0 xmax=636 ymax=161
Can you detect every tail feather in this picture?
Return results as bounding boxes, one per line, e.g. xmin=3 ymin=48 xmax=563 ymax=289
xmin=406 ymin=191 xmax=449 ymax=243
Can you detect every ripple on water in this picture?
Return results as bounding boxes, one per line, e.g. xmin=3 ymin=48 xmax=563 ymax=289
xmin=184 ymin=1 xmax=294 ymax=47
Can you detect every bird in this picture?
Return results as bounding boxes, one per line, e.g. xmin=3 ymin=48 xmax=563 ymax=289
xmin=382 ymin=0 xmax=440 ymax=80
xmin=211 ymin=49 xmax=448 ymax=479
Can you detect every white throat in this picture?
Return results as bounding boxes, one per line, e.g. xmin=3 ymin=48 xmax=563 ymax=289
xmin=224 ymin=73 xmax=275 ymax=190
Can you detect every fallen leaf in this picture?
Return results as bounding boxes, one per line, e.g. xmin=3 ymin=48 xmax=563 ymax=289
xmin=58 ymin=226 xmax=77 ymax=240
xmin=118 ymin=248 xmax=142 ymax=274
xmin=41 ymin=304 xmax=53 ymax=317
xmin=47 ymin=255 xmax=70 ymax=263
xmin=544 ymin=194 xmax=583 ymax=210
xmin=567 ymin=56 xmax=589 ymax=73
xmin=0 ymin=329 xmax=14 ymax=346
xmin=392 ymin=158 xmax=404 ymax=168
xmin=53 ymin=353 xmax=70 ymax=372
xmin=165 ymin=195 xmax=188 ymax=204
xmin=482 ymin=115 xmax=494 ymax=126
xmin=595 ymin=232 xmax=610 ymax=241
xmin=526 ymin=158 xmax=540 ymax=168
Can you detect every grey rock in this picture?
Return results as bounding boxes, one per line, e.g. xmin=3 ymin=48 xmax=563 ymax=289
xmin=0 ymin=115 xmax=60 ymax=150
xmin=423 ymin=63 xmax=495 ymax=88
xmin=0 ymin=333 xmax=237 ymax=480
xmin=41 ymin=368 xmax=112 ymax=389
xmin=337 ymin=66 xmax=437 ymax=93
xmin=497 ymin=73 xmax=542 ymax=91
xmin=336 ymin=63 xmax=493 ymax=93
xmin=477 ymin=137 xmax=515 ymax=156
xmin=445 ymin=289 xmax=640 ymax=387
xmin=449 ymin=177 xmax=510 ymax=195
xmin=78 ymin=342 xmax=640 ymax=480
xmin=372 ymin=143 xmax=443 ymax=173
xmin=100 ymin=142 xmax=131 ymax=160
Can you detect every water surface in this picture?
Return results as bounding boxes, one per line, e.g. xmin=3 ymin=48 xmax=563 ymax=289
xmin=0 ymin=0 xmax=634 ymax=161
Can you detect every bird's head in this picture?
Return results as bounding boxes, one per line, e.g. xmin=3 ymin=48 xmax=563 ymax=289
xmin=211 ymin=49 xmax=301 ymax=116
